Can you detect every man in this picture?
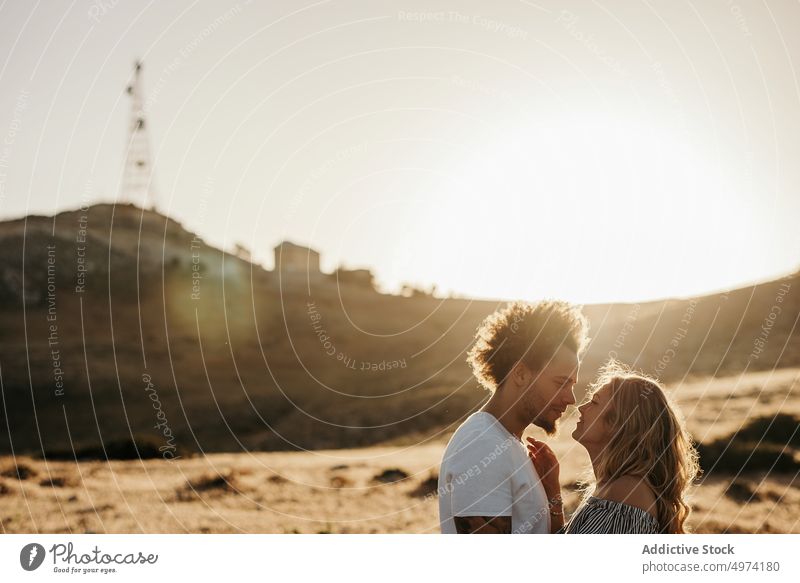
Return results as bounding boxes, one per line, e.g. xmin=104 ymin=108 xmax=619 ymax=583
xmin=438 ymin=300 xmax=589 ymax=533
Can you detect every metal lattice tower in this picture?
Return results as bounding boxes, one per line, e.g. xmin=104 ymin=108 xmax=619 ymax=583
xmin=120 ymin=60 xmax=157 ymax=210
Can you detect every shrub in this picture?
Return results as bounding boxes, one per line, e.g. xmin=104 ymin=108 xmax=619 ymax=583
xmin=697 ymin=414 xmax=800 ymax=476
xmin=409 ymin=474 xmax=439 ymax=498
xmin=41 ymin=435 xmax=181 ymax=461
xmin=176 ymin=470 xmax=241 ymax=501
xmin=0 ymin=463 xmax=37 ymax=480
xmin=372 ymin=468 xmax=409 ymax=483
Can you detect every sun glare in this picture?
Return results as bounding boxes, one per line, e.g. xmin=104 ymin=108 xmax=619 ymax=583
xmin=380 ymin=112 xmax=758 ymax=304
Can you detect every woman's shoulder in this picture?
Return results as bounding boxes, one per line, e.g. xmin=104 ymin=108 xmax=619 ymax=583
xmin=595 ymin=475 xmax=658 ymax=519
xmin=563 ymin=483 xmax=661 ymax=534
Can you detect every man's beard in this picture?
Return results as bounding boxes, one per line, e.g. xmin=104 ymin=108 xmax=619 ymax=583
xmin=532 ymin=413 xmax=560 ymax=436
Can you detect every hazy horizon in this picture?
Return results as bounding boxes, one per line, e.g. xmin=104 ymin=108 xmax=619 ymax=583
xmin=2 ymin=197 xmax=797 ymax=307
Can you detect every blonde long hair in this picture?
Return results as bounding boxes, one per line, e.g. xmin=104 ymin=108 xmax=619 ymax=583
xmin=588 ymin=362 xmax=700 ymax=533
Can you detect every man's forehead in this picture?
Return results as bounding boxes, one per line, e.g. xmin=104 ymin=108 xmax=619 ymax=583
xmin=549 ymin=346 xmax=579 ymax=375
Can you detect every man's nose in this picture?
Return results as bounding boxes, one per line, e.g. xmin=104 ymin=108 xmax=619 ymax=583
xmin=564 ymin=388 xmax=577 ymax=406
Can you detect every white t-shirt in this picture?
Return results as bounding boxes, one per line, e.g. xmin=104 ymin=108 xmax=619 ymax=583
xmin=438 ymin=412 xmax=549 ymax=534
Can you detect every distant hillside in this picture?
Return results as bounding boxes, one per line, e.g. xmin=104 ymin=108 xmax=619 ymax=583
xmin=0 ymin=204 xmax=798 ymax=456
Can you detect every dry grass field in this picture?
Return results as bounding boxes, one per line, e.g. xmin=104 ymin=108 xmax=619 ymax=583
xmin=2 ymin=367 xmax=798 ymax=534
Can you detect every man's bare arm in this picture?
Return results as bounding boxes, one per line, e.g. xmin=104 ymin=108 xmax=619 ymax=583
xmin=453 ymin=516 xmax=512 ymax=534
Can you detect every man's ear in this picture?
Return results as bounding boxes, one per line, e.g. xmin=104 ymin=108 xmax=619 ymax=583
xmin=510 ymin=360 xmax=530 ymax=386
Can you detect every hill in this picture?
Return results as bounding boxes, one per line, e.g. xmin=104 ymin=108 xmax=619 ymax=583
xmin=0 ymin=203 xmax=798 ymax=456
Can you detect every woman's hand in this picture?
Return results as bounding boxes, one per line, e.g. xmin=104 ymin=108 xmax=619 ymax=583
xmin=526 ymin=437 xmax=560 ymax=497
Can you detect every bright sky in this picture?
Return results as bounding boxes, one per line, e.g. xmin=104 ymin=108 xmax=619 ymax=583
xmin=1 ymin=0 xmax=798 ymax=304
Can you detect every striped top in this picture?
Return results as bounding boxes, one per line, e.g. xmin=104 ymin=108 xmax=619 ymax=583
xmin=561 ymin=496 xmax=661 ymax=534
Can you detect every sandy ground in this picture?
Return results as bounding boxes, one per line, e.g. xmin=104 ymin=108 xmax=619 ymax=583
xmin=2 ymin=369 xmax=799 ymax=534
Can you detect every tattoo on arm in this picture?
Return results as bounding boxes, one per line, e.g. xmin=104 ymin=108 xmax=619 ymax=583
xmin=453 ymin=516 xmax=512 ymax=534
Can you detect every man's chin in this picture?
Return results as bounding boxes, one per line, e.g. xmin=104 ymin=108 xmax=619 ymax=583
xmin=532 ymin=416 xmax=559 ymax=436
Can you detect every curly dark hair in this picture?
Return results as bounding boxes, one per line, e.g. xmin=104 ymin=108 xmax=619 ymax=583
xmin=467 ymin=300 xmax=589 ymax=392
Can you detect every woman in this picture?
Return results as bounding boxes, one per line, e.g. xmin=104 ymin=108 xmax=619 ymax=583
xmin=528 ymin=361 xmax=699 ymax=534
